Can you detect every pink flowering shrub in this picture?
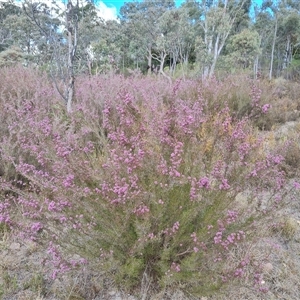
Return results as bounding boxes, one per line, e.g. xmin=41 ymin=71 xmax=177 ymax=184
xmin=0 ymin=67 xmax=290 ymax=296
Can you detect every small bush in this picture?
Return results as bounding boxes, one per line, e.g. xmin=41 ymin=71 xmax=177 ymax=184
xmin=281 ymin=217 xmax=299 ymax=240
xmin=23 ymin=273 xmax=45 ymax=294
xmin=0 ymin=67 xmax=292 ymax=298
xmin=282 ymin=141 xmax=300 ymax=177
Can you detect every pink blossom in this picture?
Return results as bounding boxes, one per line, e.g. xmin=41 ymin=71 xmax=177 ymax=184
xmin=191 ymin=232 xmax=197 ymax=242
xmin=198 ymin=177 xmax=210 ymax=189
xmin=171 ymin=262 xmax=181 ymax=272
xmin=219 ymin=179 xmax=230 ymax=190
xmin=133 ymin=205 xmax=150 ymax=216
xmin=31 ymin=222 xmax=43 ymax=233
xmin=261 ymin=104 xmax=271 ymax=113
xmin=48 ymin=201 xmax=56 ymax=211
xmin=294 ymin=182 xmax=300 ymax=189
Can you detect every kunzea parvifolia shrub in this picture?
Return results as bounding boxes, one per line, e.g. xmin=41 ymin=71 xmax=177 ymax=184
xmin=0 ymin=68 xmax=294 ymax=297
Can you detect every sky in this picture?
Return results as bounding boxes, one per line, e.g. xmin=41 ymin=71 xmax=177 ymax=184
xmin=98 ymin=0 xmax=185 ymax=20
xmin=103 ymin=0 xmax=185 ymax=11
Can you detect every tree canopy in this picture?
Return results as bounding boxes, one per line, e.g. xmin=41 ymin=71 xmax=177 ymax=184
xmin=0 ymin=0 xmax=299 ymax=79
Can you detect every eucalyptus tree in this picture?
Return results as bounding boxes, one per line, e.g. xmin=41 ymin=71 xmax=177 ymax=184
xmin=260 ymin=0 xmax=280 ymax=79
xmin=0 ymin=2 xmax=29 ymax=67
xmin=89 ymin=19 xmax=126 ymax=74
xmin=177 ymin=7 xmax=198 ymax=67
xmin=120 ymin=0 xmax=175 ymax=74
xmin=75 ymin=2 xmax=103 ymax=74
xmin=3 ymin=12 xmax=51 ymax=64
xmin=230 ymin=0 xmax=251 ymax=33
xmin=226 ymin=28 xmax=261 ymax=73
xmin=0 ymin=0 xmax=62 ymax=66
xmin=156 ymin=6 xmax=196 ymax=77
xmin=153 ymin=9 xmax=178 ymax=79
xmin=0 ymin=0 xmax=22 ymax=52
xmin=196 ymin=0 xmax=249 ymax=79
xmin=253 ymin=8 xmax=273 ymax=77
xmin=278 ymin=10 xmax=300 ymax=71
xmin=64 ymin=0 xmax=79 ymax=112
xmin=256 ymin=0 xmax=300 ymax=79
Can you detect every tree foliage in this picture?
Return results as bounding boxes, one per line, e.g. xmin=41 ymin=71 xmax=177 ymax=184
xmin=0 ymin=0 xmax=299 ymax=79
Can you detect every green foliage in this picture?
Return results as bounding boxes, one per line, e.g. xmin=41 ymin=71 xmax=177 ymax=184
xmin=1 ymin=271 xmax=18 ymax=293
xmin=280 ymin=217 xmax=298 ymax=240
xmin=0 ymin=222 xmax=9 ymax=239
xmin=0 ymin=0 xmax=299 ymax=78
xmin=23 ymin=273 xmax=45 ymax=294
xmin=226 ymin=29 xmax=261 ymax=69
xmin=285 ymin=57 xmax=300 ymax=79
xmin=116 ymin=257 xmax=145 ymax=289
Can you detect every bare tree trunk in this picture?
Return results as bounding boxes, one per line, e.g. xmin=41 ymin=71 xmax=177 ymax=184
xmin=66 ymin=0 xmax=78 ymax=113
xmin=253 ymin=55 xmax=259 ymax=79
xmin=209 ymin=34 xmax=220 ymax=79
xmin=203 ymin=34 xmax=212 ymax=79
xmin=147 ymin=48 xmax=152 ymax=75
xmin=152 ymin=51 xmax=172 ymax=84
xmin=282 ymin=34 xmax=291 ymax=70
xmin=269 ymin=15 xmax=278 ymax=80
xmin=201 ymin=0 xmax=246 ymax=79
xmin=87 ymin=59 xmax=92 ymax=76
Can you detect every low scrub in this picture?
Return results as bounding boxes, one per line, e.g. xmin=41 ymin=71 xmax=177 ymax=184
xmin=0 ymin=66 xmax=297 ymax=298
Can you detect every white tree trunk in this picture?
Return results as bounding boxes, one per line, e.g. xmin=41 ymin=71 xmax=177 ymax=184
xmin=282 ymin=34 xmax=291 ymax=70
xmin=66 ymin=0 xmax=78 ymax=113
xmin=269 ymin=15 xmax=278 ymax=80
xmin=147 ymin=48 xmax=152 ymax=75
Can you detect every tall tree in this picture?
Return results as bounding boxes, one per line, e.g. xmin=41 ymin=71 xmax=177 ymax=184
xmin=65 ymin=0 xmax=78 ymax=112
xmin=89 ymin=20 xmax=126 ymax=74
xmin=226 ymin=28 xmax=261 ymax=73
xmin=197 ymin=0 xmax=249 ymax=79
xmin=257 ymin=0 xmax=300 ymax=79
xmin=156 ymin=6 xmax=196 ymax=78
xmin=279 ymin=11 xmax=300 ymax=70
xmin=0 ymin=1 xmax=22 ymax=52
xmin=120 ymin=0 xmax=175 ymax=74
